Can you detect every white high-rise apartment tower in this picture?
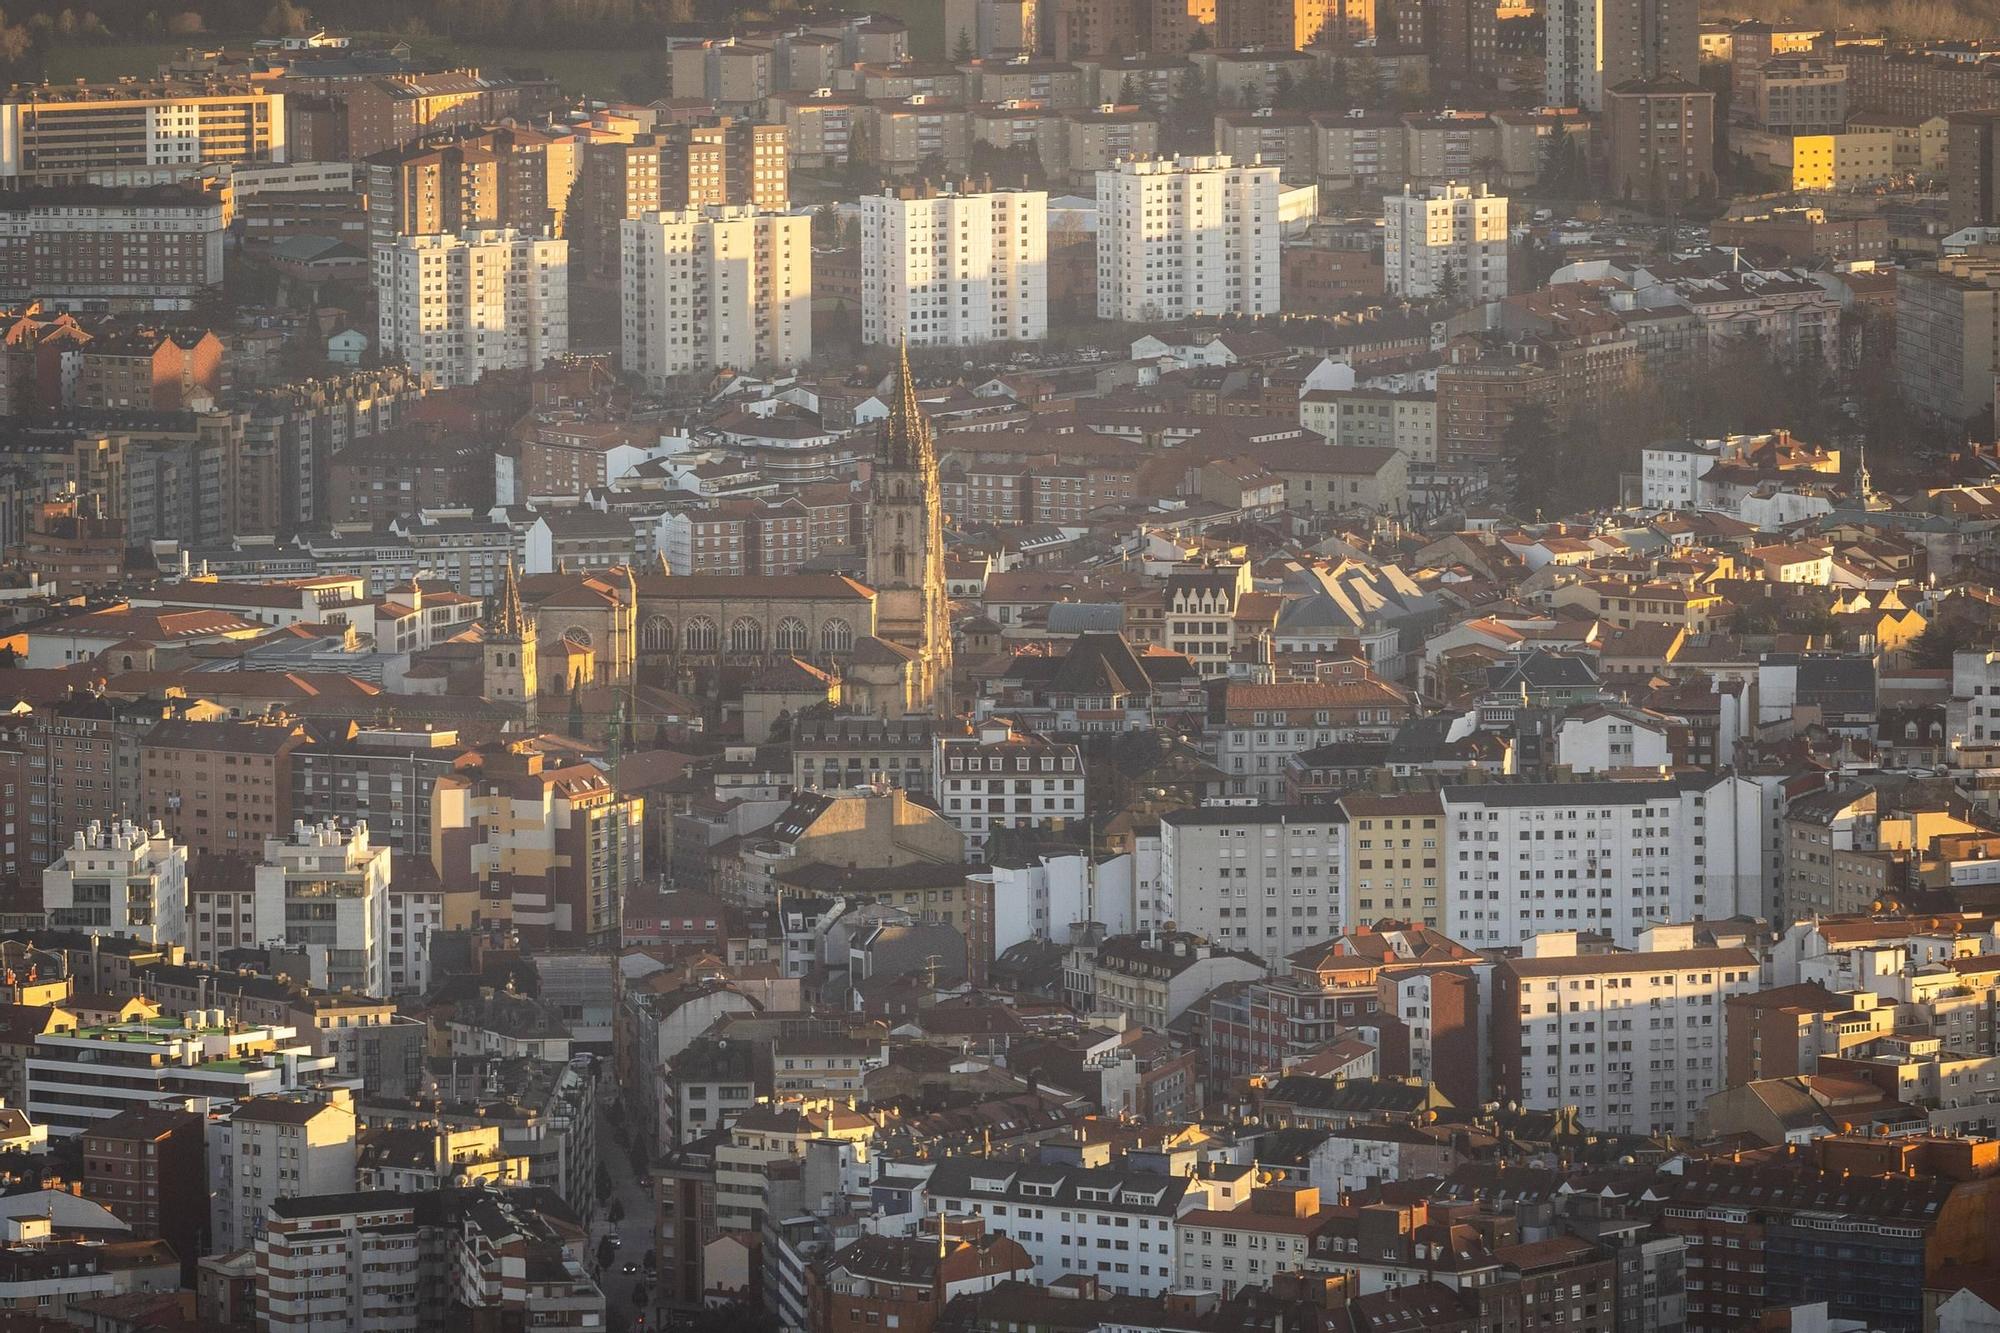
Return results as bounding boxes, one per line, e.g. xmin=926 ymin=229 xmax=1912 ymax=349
xmin=42 ymin=818 xmax=188 ymax=949
xmin=1546 ymin=0 xmax=1700 ymax=111
xmin=860 ymin=186 xmax=1048 ymax=347
xmin=253 ymin=819 xmax=393 ymax=998
xmin=375 ymin=228 xmax=568 ymax=388
xmin=1384 ymin=183 xmax=1511 ymax=303
xmin=1095 ymin=155 xmax=1280 ymax=323
xmin=621 ymin=205 xmax=813 ymax=387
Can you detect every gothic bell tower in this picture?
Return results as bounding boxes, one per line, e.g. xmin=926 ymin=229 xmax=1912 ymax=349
xmin=484 ymin=559 xmax=539 ymax=724
xmin=864 ymin=342 xmax=953 ymax=716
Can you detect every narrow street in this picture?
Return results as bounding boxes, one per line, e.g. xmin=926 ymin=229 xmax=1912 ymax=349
xmin=594 ymin=1071 xmax=659 ymax=1331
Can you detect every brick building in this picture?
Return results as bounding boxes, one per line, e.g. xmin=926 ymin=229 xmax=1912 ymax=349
xmin=75 ymin=329 xmax=224 ymax=412
xmin=327 ymin=424 xmax=495 ymax=529
xmin=140 ymin=719 xmax=309 ymax=859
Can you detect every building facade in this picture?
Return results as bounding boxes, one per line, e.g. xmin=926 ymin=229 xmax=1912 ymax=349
xmin=860 ymin=186 xmax=1049 ymax=347
xmin=620 ymin=207 xmax=812 ymax=387
xmin=1096 ymin=156 xmax=1280 ymax=322
xmin=1384 ymin=183 xmax=1510 ymax=303
xmin=1493 ymin=928 xmax=1761 ymax=1134
xmin=374 ymin=228 xmax=569 ymax=389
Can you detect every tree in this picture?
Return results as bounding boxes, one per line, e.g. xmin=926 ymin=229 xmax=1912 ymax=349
xmin=260 ymin=0 xmax=309 ymax=36
xmin=632 ymin=1283 xmax=650 ymax=1308
xmin=596 ymin=1236 xmax=617 ymax=1270
xmin=166 ymin=10 xmax=205 ymax=32
xmin=812 ymin=201 xmax=840 ymax=245
xmin=952 ymin=26 xmax=973 ymax=61
xmin=1167 ymin=64 xmax=1214 ymax=155
xmin=1433 ymin=264 xmax=1463 ymax=308
xmin=1500 ymin=398 xmax=1560 ymax=516
xmin=608 ymin=1199 xmax=627 ymax=1225
xmin=1911 ymin=618 xmax=1980 ymax=670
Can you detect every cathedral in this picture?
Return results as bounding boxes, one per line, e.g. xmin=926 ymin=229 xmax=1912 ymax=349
xmin=491 ymin=347 xmax=956 ymax=719
xmin=862 ymin=342 xmax=955 ymax=717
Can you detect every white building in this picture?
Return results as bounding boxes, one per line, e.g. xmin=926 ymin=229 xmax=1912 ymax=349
xmin=257 ymin=1188 xmax=604 ymax=1333
xmin=1095 ymin=155 xmax=1280 ymax=322
xmin=922 ymin=1157 xmax=1201 ymax=1297
xmin=620 ymin=206 xmax=813 ymax=388
xmin=375 ymin=228 xmax=568 ymax=389
xmin=1158 ymin=806 xmax=1346 ymax=964
xmin=42 ymin=818 xmax=187 ymax=950
xmin=977 ymin=841 xmax=1168 ymax=952
xmin=1175 ymin=1188 xmax=1330 ymax=1297
xmin=1383 ymin=183 xmax=1510 ymax=303
xmin=28 ymin=1016 xmax=331 ymax=1136
xmin=1496 ymin=926 xmax=1761 ymax=1134
xmin=253 ymin=820 xmax=393 ymax=997
xmin=859 ymin=186 xmax=1048 ymax=347
xmin=1639 ymin=438 xmax=1721 ymax=509
xmin=1441 ymin=774 xmax=1762 ymax=948
xmin=207 ymin=1089 xmax=359 ymax=1255
xmin=1554 ymin=705 xmax=1673 ymax=773
xmin=385 ymin=877 xmax=444 ymax=995
xmin=934 ymin=719 xmax=1085 ymax=859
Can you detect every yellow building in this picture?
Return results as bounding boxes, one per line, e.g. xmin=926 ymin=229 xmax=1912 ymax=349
xmin=1738 ymin=126 xmax=1896 ymax=190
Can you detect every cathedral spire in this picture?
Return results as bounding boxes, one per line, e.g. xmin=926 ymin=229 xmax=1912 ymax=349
xmin=496 ymin=558 xmax=526 ymax=639
xmin=881 ymin=336 xmax=930 ymax=471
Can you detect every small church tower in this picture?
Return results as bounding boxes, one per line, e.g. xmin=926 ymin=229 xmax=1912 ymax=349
xmin=485 ymin=559 xmax=538 ymax=723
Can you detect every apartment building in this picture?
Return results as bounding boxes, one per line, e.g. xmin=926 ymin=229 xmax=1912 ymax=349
xmin=1949 ymin=107 xmax=2000 ymax=231
xmin=140 ymin=718 xmax=308 ymax=859
xmin=1736 ymin=126 xmax=1896 ymax=190
xmin=1300 ymin=388 xmax=1438 ymax=462
xmin=791 ymin=715 xmax=936 ymax=794
xmin=1384 ymin=183 xmax=1509 ymax=303
xmin=1738 ymin=56 xmax=1848 ymax=131
xmin=257 ymin=1186 xmax=605 ymax=1331
xmin=923 ymin=1157 xmax=1199 ymax=1297
xmin=860 ymin=186 xmax=1049 ymax=347
xmin=1158 ymin=806 xmax=1346 ymax=964
xmin=1603 ymin=78 xmax=1719 ymax=202
xmin=1894 ymin=254 xmax=2000 ymax=420
xmin=934 ymin=719 xmax=1085 ymax=858
xmin=0 ymin=184 xmax=227 ymax=310
xmin=24 ymin=696 xmax=209 ymax=873
xmin=430 ymin=741 xmax=644 ymax=948
xmin=41 ymin=817 xmax=188 ymax=950
xmin=208 ymin=1089 xmax=359 ymax=1255
xmin=1545 ymin=0 xmax=1700 ymax=111
xmin=0 ymin=82 xmax=285 ymax=183
xmin=1442 ymin=775 xmax=1762 ymax=948
xmin=1175 ymin=1185 xmax=1341 ymax=1298
xmin=1207 ymin=679 xmax=1415 ymax=802
xmin=290 ymin=726 xmax=464 ymax=861
xmin=1494 ymin=927 xmax=1761 ymax=1134
xmin=28 ymin=1015 xmax=331 ymax=1136
xmin=374 ymin=228 xmax=568 ymax=389
xmin=80 ymin=1107 xmax=207 ymax=1280
xmin=240 ymin=368 xmax=421 ymax=533
xmin=1337 ymin=792 xmax=1448 ymax=931
xmin=1096 ymin=156 xmax=1280 ymax=322
xmin=75 ymin=329 xmax=223 ymax=412
xmin=714 ymin=1102 xmax=872 ymax=1232
xmin=620 ymin=207 xmax=812 ymax=387
xmin=243 ymin=819 xmax=393 ymax=997
xmin=1065 ymin=931 xmax=1269 ymax=1032
xmin=572 ymin=121 xmax=788 ymax=281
